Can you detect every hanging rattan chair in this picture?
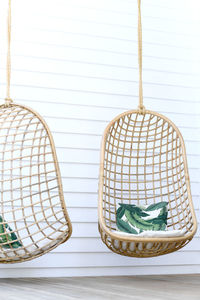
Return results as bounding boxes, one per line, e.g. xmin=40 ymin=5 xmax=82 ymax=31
xmin=0 ymin=0 xmax=72 ymax=263
xmin=98 ymin=0 xmax=197 ymax=258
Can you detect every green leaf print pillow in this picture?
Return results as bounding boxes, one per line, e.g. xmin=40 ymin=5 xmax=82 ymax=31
xmin=0 ymin=216 xmax=22 ymax=249
xmin=116 ymin=202 xmax=168 ymax=235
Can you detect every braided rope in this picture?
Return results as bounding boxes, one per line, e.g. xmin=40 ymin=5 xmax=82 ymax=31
xmin=137 ymin=0 xmax=145 ymax=114
xmin=5 ymin=0 xmax=13 ymax=106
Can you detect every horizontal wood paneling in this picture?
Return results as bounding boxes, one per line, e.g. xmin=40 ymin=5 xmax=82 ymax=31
xmin=0 ymin=0 xmax=199 ymax=278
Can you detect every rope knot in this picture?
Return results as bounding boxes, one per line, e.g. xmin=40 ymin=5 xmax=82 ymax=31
xmin=138 ymin=105 xmax=146 ymax=115
xmin=5 ymin=97 xmax=13 ymax=106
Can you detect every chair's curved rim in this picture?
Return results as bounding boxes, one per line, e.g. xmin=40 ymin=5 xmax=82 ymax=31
xmin=0 ymin=102 xmax=72 ymax=244
xmin=98 ymin=109 xmax=197 ymax=243
xmin=0 ymin=233 xmax=70 ymax=264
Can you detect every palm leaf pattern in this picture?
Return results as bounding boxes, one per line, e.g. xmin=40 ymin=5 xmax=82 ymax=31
xmin=116 ymin=202 xmax=168 ymax=234
xmin=0 ymin=216 xmax=22 ymax=249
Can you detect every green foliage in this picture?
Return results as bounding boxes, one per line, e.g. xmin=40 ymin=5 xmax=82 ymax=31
xmin=116 ymin=218 xmax=138 ymax=234
xmin=116 ymin=202 xmax=168 ymax=234
xmin=0 ymin=216 xmax=22 ymax=249
xmin=145 ymin=202 xmax=168 ymax=212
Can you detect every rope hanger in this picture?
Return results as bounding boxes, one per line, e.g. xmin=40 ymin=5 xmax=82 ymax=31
xmin=137 ymin=0 xmax=145 ymax=114
xmin=5 ymin=0 xmax=12 ymax=106
xmin=5 ymin=0 xmax=144 ymax=110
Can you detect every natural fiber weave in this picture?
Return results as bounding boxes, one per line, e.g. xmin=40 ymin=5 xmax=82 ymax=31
xmin=0 ymin=103 xmax=72 ymax=263
xmin=98 ymin=0 xmax=197 ymax=257
xmin=98 ymin=110 xmax=197 ymax=257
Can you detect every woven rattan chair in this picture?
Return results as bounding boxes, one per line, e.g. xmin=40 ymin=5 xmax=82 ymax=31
xmin=98 ymin=110 xmax=197 ymax=257
xmin=98 ymin=0 xmax=197 ymax=258
xmin=0 ymin=0 xmax=72 ymax=263
xmin=0 ymin=104 xmax=72 ymax=263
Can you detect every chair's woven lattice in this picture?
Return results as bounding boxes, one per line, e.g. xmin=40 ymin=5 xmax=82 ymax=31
xmin=0 ymin=103 xmax=72 ymax=263
xmin=98 ymin=110 xmax=197 ymax=257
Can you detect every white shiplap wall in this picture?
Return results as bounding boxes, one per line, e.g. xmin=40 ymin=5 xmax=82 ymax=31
xmin=0 ymin=0 xmax=200 ymax=278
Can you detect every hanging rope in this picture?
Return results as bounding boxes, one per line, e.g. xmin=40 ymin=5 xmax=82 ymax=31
xmin=137 ymin=0 xmax=145 ymax=114
xmin=5 ymin=0 xmax=13 ymax=106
